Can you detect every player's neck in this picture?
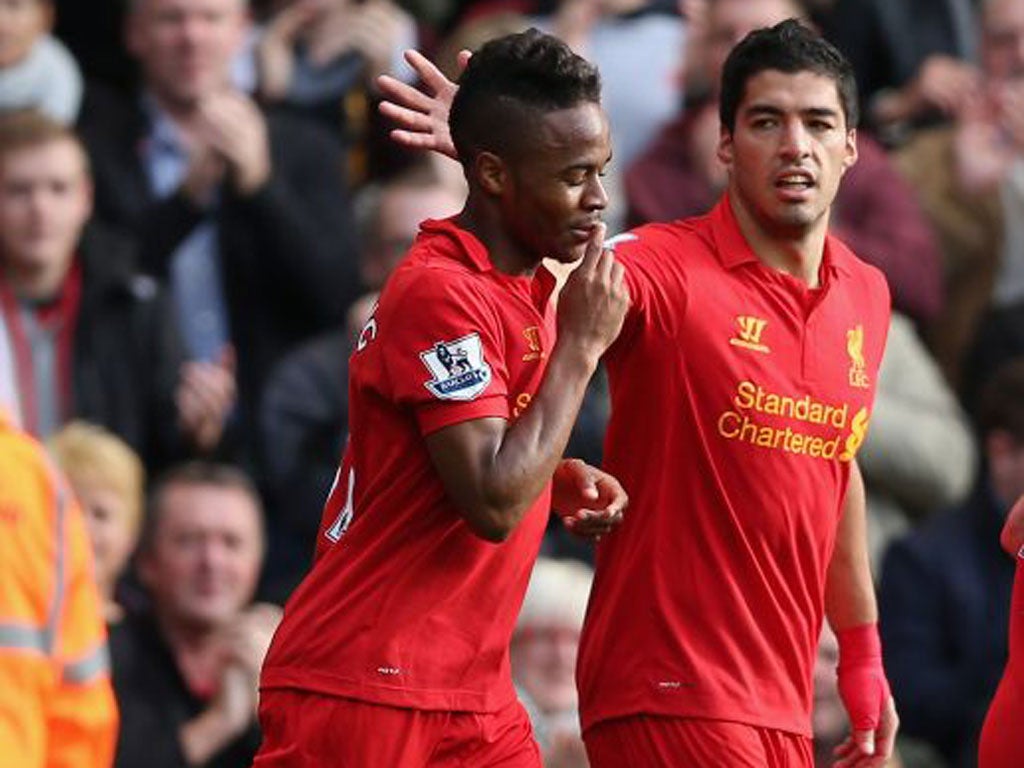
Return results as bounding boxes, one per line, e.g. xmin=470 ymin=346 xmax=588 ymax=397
xmin=456 ymin=201 xmax=540 ymax=277
xmin=729 ymin=194 xmax=827 ymax=288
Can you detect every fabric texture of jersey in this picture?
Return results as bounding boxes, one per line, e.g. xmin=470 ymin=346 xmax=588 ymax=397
xmin=261 ymin=218 xmax=556 ymax=713
xmin=979 ymin=553 xmax=1024 ymax=768
xmin=577 ymin=196 xmax=892 ymax=737
xmin=0 ymin=412 xmax=118 ymax=768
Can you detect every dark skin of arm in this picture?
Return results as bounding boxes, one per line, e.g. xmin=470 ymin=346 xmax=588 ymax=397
xmin=425 ymin=228 xmax=629 ymax=542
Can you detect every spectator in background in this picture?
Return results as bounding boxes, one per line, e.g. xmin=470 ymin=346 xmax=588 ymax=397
xmin=50 ymin=420 xmax=146 ymax=624
xmin=0 ymin=110 xmax=205 ymax=468
xmin=0 ymin=0 xmax=82 ymax=122
xmin=255 ymin=0 xmax=417 ymax=111
xmin=355 ymin=163 xmax=465 ymax=291
xmin=626 ymin=0 xmax=945 ymax=328
xmin=252 ymin=0 xmax=422 ymax=183
xmin=111 ymin=462 xmax=280 ymax=768
xmin=258 ymin=163 xmax=463 ymax=599
xmin=77 ymin=0 xmax=362 ymax=468
xmin=857 ymin=312 xmax=976 ymax=571
xmin=896 ymin=0 xmax=1024 ymax=390
xmin=878 ymin=359 xmax=1024 ymax=768
xmin=0 ymin=410 xmax=118 ymax=768
xmin=968 ymin=296 xmax=1024 ymax=424
xmin=512 ymin=557 xmax=592 ymax=768
xmin=52 ymin=0 xmax=135 ymax=93
xmin=824 ymin=0 xmax=980 ymax=143
xmin=812 ymin=623 xmax=846 ymax=766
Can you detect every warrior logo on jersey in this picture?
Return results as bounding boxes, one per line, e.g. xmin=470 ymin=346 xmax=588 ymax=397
xmin=421 ymin=333 xmax=492 ymax=401
xmin=730 ymin=315 xmax=770 ymax=353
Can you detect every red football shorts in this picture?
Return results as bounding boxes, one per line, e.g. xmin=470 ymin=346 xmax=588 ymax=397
xmin=253 ymin=689 xmax=541 ymax=767
xmin=583 ymin=715 xmax=813 ymax=768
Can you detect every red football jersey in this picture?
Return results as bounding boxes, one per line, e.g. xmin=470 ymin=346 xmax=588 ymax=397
xmin=979 ymin=554 xmax=1024 ymax=768
xmin=577 ymin=197 xmax=891 ymax=736
xmin=261 ymin=218 xmax=556 ymax=712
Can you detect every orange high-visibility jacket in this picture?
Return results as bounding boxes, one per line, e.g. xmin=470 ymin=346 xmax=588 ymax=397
xmin=0 ymin=413 xmax=118 ymax=768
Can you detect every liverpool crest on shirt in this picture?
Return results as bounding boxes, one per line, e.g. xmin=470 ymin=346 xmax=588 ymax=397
xmin=421 ymin=333 xmax=492 ymax=401
xmin=846 ymin=325 xmax=870 ymax=389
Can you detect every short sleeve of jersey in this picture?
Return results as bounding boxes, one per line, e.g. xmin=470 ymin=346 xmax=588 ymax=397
xmin=606 ymin=224 xmax=691 ymax=355
xmin=381 ymin=270 xmax=510 ymax=435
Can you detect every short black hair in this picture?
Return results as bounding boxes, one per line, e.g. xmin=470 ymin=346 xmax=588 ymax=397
xmin=719 ymin=19 xmax=858 ymax=133
xmin=449 ymin=28 xmax=602 ymax=168
xmin=979 ymin=359 xmax=1024 ymax=442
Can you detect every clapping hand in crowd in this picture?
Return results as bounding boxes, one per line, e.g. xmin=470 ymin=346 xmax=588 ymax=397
xmin=177 ymin=346 xmax=237 ymax=453
xmin=180 ymin=91 xmax=272 ymax=202
xmin=954 ymin=78 xmax=1024 ymax=192
xmin=258 ymin=0 xmax=415 ymax=102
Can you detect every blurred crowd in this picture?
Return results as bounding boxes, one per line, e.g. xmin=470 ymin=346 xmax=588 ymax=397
xmin=1 ymin=0 xmax=1022 ymax=765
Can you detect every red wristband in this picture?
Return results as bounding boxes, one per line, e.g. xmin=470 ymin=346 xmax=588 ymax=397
xmin=836 ymin=623 xmax=890 ymax=731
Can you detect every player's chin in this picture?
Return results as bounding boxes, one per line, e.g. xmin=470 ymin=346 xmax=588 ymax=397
xmin=548 ymin=239 xmax=589 ymax=264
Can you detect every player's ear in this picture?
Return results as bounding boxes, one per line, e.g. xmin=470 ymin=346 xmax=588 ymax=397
xmin=842 ymin=128 xmax=858 ymax=172
xmin=716 ymin=124 xmax=734 ymax=170
xmin=475 ymin=151 xmax=507 ymax=196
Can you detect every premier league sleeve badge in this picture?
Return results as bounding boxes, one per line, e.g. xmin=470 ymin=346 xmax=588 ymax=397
xmin=420 ymin=333 xmax=493 ymax=401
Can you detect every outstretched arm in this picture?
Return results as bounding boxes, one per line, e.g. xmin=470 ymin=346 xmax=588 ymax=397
xmin=377 ymin=49 xmax=464 ymax=159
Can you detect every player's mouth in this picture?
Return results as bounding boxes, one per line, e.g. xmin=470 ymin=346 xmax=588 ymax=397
xmin=774 ymin=170 xmax=816 ymax=201
xmin=569 ymin=220 xmax=602 ymax=243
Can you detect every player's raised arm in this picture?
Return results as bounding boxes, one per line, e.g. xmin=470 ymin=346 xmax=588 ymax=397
xmin=425 ymin=227 xmax=628 ymax=542
xmin=378 ymin=49 xmax=461 ymax=159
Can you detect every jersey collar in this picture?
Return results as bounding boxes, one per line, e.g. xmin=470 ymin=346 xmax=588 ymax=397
xmin=418 ymin=217 xmax=558 ymax=310
xmin=710 ymin=194 xmax=855 ymax=280
xmin=419 ymin=217 xmax=495 ymax=273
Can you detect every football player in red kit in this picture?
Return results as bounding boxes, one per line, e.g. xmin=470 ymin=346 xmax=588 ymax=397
xmin=254 ymin=30 xmax=629 ymax=767
xmin=379 ymin=18 xmax=899 ymax=768
xmin=979 ymin=492 xmax=1024 ymax=768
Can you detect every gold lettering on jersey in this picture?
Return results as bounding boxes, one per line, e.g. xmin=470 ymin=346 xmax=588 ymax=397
xmin=839 ymin=407 xmax=870 ymax=461
xmin=733 ymin=381 xmax=848 ymax=427
xmin=512 ymin=392 xmax=533 ymax=419
xmin=717 ymin=380 xmax=870 ymax=462
xmin=847 ymin=325 xmax=870 ymax=389
xmin=729 ymin=316 xmax=770 ymax=353
xmin=522 ymin=326 xmax=545 ymax=361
